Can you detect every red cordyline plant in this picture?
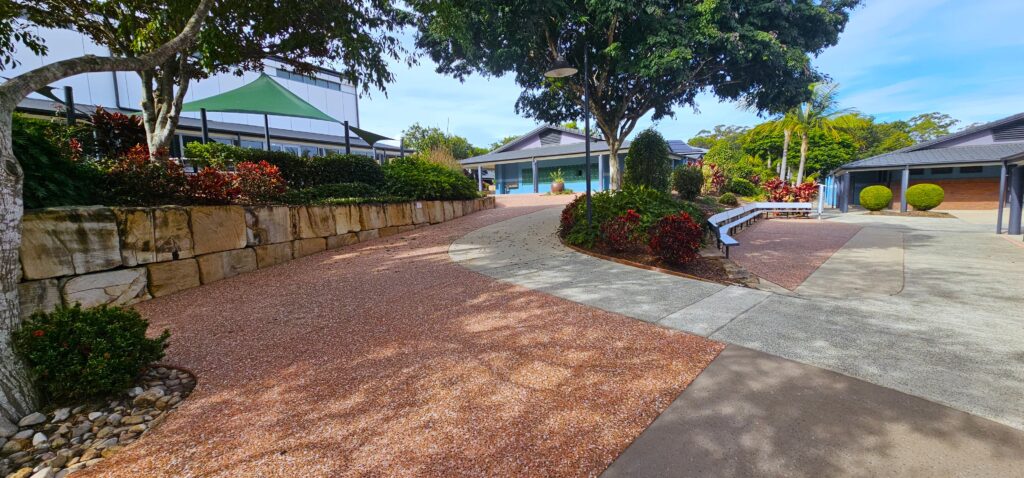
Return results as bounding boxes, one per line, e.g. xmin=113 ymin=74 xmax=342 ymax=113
xmin=693 ymin=160 xmax=725 ymax=195
xmin=764 ymin=178 xmax=819 ymax=202
xmin=600 ymin=209 xmax=643 ymax=251
xmin=188 ymin=167 xmax=240 ymax=204
xmin=235 ymin=160 xmax=286 ymax=204
xmin=648 ymin=212 xmax=703 ymax=265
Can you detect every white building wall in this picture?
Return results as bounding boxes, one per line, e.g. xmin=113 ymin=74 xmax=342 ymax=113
xmin=6 ymin=25 xmax=359 ymax=135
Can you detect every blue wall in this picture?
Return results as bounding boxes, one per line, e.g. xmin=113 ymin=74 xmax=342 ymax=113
xmin=495 ymin=155 xmax=626 ymax=194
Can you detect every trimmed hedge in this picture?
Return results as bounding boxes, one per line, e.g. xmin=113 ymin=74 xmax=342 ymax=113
xmin=382 ymin=156 xmax=478 ymax=200
xmin=672 ymin=166 xmax=703 ymax=201
xmin=718 ymin=192 xmax=739 ymax=206
xmin=859 ymin=185 xmax=893 ymax=211
xmin=725 ymin=177 xmax=758 ymax=197
xmin=907 ymin=183 xmax=944 ymax=211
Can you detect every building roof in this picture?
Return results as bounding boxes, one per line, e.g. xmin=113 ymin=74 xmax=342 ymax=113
xmin=489 ymin=124 xmax=597 ymax=154
xmin=839 ymin=143 xmax=1024 ymax=171
xmin=837 ymin=112 xmax=1024 ymax=172
xmin=462 ymin=139 xmax=632 ymax=165
xmin=667 ymin=140 xmax=707 ymax=156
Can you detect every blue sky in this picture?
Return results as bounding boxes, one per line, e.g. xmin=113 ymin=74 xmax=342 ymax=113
xmin=358 ymin=0 xmax=1024 ymax=148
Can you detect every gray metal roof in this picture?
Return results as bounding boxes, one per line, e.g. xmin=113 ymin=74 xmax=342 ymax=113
xmin=896 ymin=112 xmax=1024 ymax=154
xmin=667 ymin=140 xmax=707 ymax=156
xmin=489 ymin=124 xmax=596 ymax=154
xmin=839 ymin=143 xmax=1024 ymax=171
xmin=462 ymin=139 xmax=632 ymax=165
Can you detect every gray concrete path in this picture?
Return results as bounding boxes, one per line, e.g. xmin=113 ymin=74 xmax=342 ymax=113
xmin=603 ymin=346 xmax=1024 ymax=477
xmin=450 ymin=206 xmax=1024 ymax=430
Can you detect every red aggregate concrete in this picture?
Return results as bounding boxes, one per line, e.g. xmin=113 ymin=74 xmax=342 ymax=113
xmin=81 ymin=194 xmax=725 ymax=478
xmin=730 ymin=219 xmax=862 ymax=290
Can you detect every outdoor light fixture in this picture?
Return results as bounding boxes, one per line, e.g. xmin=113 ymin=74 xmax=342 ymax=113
xmin=544 ymin=51 xmax=593 ymax=228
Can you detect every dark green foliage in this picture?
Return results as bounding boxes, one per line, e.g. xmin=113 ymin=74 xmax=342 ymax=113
xmin=718 ymin=192 xmax=738 ymax=206
xmin=725 ymin=178 xmax=758 ymax=197
xmin=184 ymin=141 xmax=241 ymax=169
xmin=281 ymin=182 xmax=383 ymax=204
xmin=246 ymin=150 xmax=384 ymax=189
xmin=624 ymin=128 xmax=672 ymax=191
xmin=13 ymin=115 xmax=104 ymax=209
xmin=560 ymin=186 xmax=704 ymax=247
xmin=382 ymin=157 xmax=478 ymax=200
xmin=672 ymin=166 xmax=703 ymax=200
xmin=906 ymin=183 xmax=944 ymax=211
xmin=859 ymin=185 xmax=893 ymax=211
xmin=13 ymin=305 xmax=169 ymax=404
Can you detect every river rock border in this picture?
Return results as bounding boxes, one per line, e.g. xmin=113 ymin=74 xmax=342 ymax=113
xmin=18 ymin=197 xmax=496 ymax=318
xmin=0 ymin=366 xmax=196 ymax=478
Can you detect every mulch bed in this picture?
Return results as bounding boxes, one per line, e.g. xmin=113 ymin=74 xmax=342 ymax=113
xmin=572 ymin=244 xmax=742 ymax=285
xmin=868 ymin=210 xmax=954 ymax=218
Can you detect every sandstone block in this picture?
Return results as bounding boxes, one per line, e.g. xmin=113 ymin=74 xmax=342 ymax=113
xmin=113 ymin=207 xmax=193 ymax=266
xmin=291 ymin=206 xmax=335 ymax=239
xmin=326 ymin=233 xmax=358 ymax=249
xmin=452 ymin=200 xmax=464 ymax=218
xmin=293 ymin=238 xmax=326 ymax=258
xmin=197 ymin=249 xmax=257 ymax=284
xmin=378 ymin=226 xmax=400 ymax=238
xmin=359 ymin=204 xmax=387 ymax=230
xmin=254 ymin=242 xmax=293 ymax=269
xmin=442 ymin=201 xmax=455 ymax=222
xmin=332 ymin=205 xmax=361 ymax=234
xmin=398 ymin=225 xmax=416 ymax=233
xmin=18 ymin=279 xmax=61 ymax=319
xmin=21 ymin=207 xmax=121 ymax=280
xmin=384 ymin=203 xmax=413 ymax=227
xmin=146 ymin=259 xmax=200 ymax=297
xmin=245 ymin=206 xmax=292 ymax=245
xmin=425 ymin=201 xmax=444 ymax=224
xmin=191 ymin=206 xmax=246 ymax=255
xmin=356 ymin=229 xmax=379 ymax=242
xmin=61 ymin=268 xmax=150 ymax=308
xmin=411 ymin=201 xmax=429 ymax=224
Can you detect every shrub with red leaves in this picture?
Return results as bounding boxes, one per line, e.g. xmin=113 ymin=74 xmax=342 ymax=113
xmin=600 ymin=209 xmax=643 ymax=251
xmin=559 ymin=194 xmax=586 ymax=238
xmin=188 ymin=167 xmax=240 ymax=204
xmin=764 ymin=178 xmax=818 ymax=203
xmin=235 ymin=160 xmax=287 ymax=204
xmin=105 ymin=145 xmax=188 ymax=205
xmin=648 ymin=212 xmax=703 ymax=265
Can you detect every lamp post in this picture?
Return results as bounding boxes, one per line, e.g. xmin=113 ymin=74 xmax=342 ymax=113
xmin=545 ymin=51 xmax=592 ymax=228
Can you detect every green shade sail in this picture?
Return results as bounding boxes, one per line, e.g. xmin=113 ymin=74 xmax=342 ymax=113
xmin=181 ymin=74 xmax=337 ymax=122
xmin=349 ymin=125 xmax=392 ymax=145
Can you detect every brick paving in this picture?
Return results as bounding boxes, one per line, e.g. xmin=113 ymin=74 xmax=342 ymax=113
xmin=80 ymin=194 xmax=724 ymax=478
xmin=730 ymin=218 xmax=862 ymax=290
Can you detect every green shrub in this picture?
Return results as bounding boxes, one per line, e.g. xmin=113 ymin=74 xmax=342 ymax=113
xmin=725 ymin=177 xmax=758 ymax=197
xmin=859 ymin=185 xmax=893 ymax=211
xmin=624 ymin=128 xmax=672 ymax=191
xmin=13 ymin=305 xmax=169 ymax=404
xmin=382 ymin=157 xmax=478 ymax=200
xmin=281 ymin=182 xmax=380 ymax=203
xmin=13 ymin=114 xmax=105 ymax=209
xmin=906 ymin=183 xmax=944 ymax=211
xmin=672 ymin=166 xmax=703 ymax=200
xmin=103 ymin=146 xmax=189 ymax=206
xmin=718 ymin=192 xmax=739 ymax=206
xmin=184 ymin=141 xmax=243 ymax=169
xmin=307 ymin=153 xmax=385 ymax=186
xmin=559 ymin=185 xmax=704 ymax=247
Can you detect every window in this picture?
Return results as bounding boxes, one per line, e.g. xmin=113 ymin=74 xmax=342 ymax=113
xmin=959 ymin=166 xmax=983 ymax=174
xmin=931 ymin=167 xmax=953 ymax=174
xmin=910 ymin=169 xmax=925 ymax=176
xmin=275 ymin=68 xmax=343 ymax=91
xmin=240 ymin=140 xmax=265 ymax=150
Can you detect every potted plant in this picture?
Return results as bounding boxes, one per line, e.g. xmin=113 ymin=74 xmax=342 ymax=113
xmin=549 ymin=168 xmax=565 ymax=193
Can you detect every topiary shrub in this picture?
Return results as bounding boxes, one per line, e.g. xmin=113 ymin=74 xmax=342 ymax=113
xmin=13 ymin=305 xmax=169 ymax=404
xmin=648 ymin=212 xmax=704 ymax=265
xmin=308 ymin=153 xmax=386 ymax=187
xmin=907 ymin=183 xmax=944 ymax=211
xmin=718 ymin=192 xmax=739 ymax=206
xmin=624 ymin=128 xmax=671 ymax=191
xmin=672 ymin=166 xmax=703 ymax=200
xmin=859 ymin=185 xmax=893 ymax=211
xmin=725 ymin=177 xmax=757 ymax=197
xmin=382 ymin=156 xmax=478 ymax=200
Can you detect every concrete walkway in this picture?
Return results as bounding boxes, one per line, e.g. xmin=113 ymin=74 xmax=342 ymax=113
xmin=450 ymin=206 xmax=1024 ymax=431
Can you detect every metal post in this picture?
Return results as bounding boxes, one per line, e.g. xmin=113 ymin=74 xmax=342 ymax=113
xmin=532 ymin=158 xmax=539 ymax=194
xmin=263 ymin=114 xmax=271 ymax=151
xmin=1009 ymin=165 xmax=1024 ymax=235
xmin=597 ymin=154 xmax=605 ymax=192
xmin=583 ymin=48 xmax=592 ymax=227
xmin=63 ymin=86 xmax=75 ymax=126
xmin=997 ymin=162 xmax=1007 ymax=234
xmin=817 ymin=183 xmax=824 ymax=217
xmin=200 ymin=108 xmax=210 ymax=144
xmin=900 ymin=166 xmax=909 ymax=212
xmin=477 ymin=165 xmax=483 ymax=192
xmin=344 ymin=120 xmax=351 ymax=154
xmin=400 ymin=138 xmax=405 ymax=158
xmin=840 ymin=174 xmax=851 ymax=213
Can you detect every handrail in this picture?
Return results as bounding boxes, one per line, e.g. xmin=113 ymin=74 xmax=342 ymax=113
xmin=707 ymin=202 xmax=812 ymax=257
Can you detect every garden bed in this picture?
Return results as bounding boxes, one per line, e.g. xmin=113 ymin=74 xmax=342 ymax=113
xmin=0 ymin=366 xmax=195 ymax=478
xmin=867 ymin=210 xmax=953 ymax=218
xmin=565 ymin=242 xmax=744 ymax=285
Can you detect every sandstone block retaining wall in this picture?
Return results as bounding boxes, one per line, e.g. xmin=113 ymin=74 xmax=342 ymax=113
xmin=18 ymin=197 xmax=496 ymax=317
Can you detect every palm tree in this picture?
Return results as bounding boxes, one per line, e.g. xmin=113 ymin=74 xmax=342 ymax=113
xmin=772 ymin=113 xmax=799 ymax=182
xmin=789 ymin=83 xmax=853 ymax=183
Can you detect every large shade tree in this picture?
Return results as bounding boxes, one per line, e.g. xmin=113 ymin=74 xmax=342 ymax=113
xmin=0 ymin=0 xmax=213 ymax=422
xmin=410 ymin=0 xmax=860 ymax=189
xmin=39 ymin=0 xmax=409 ymax=153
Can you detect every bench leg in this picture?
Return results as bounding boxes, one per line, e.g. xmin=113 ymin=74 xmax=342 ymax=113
xmin=725 ymin=246 xmax=730 ymax=259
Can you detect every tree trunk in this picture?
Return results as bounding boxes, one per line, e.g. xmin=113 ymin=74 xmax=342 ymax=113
xmin=780 ymin=128 xmax=791 ymax=182
xmin=607 ymin=139 xmax=622 ymax=190
xmin=140 ymin=57 xmax=191 ymax=155
xmin=0 ymin=107 xmax=37 ymax=422
xmin=797 ymin=132 xmax=809 ymax=184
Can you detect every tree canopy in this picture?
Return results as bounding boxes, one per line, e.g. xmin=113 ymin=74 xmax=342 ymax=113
xmin=402 ymin=123 xmax=486 ymax=159
xmin=410 ymin=0 xmax=860 ymax=188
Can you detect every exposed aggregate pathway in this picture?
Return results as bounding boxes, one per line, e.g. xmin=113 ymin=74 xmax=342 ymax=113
xmin=78 ymin=195 xmax=724 ymax=478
